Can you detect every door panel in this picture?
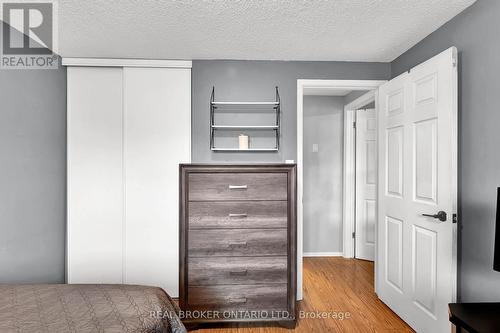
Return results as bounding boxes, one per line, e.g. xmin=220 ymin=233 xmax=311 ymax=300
xmin=365 ymin=200 xmax=376 ymax=244
xmin=67 ymin=67 xmax=124 ymax=284
xmin=124 ymin=67 xmax=191 ymax=296
xmin=414 ymin=119 xmax=437 ymax=203
xmin=414 ymin=74 xmax=437 ymax=106
xmin=355 ymin=108 xmax=377 ymax=261
xmin=377 ymin=47 xmax=457 ymax=333
xmin=366 ymin=141 xmax=377 ymax=184
xmin=387 ymin=89 xmax=404 ymax=116
xmin=385 ymin=216 xmax=403 ymax=292
xmin=412 ymin=225 xmax=437 ymax=317
xmin=386 ymin=126 xmax=403 ymax=197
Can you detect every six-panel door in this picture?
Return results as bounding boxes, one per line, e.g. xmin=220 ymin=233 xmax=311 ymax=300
xmin=377 ymin=47 xmax=457 ymax=333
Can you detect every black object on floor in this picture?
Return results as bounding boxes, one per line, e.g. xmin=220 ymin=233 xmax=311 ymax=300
xmin=449 ymin=303 xmax=500 ymax=333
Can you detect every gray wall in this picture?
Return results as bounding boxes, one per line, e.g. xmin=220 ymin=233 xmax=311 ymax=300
xmin=344 ymin=90 xmax=369 ymax=105
xmin=0 ymin=60 xmax=67 ymax=283
xmin=192 ymin=60 xmax=390 ymax=162
xmin=344 ymin=90 xmax=374 ymax=109
xmin=391 ymin=0 xmax=500 ymax=302
xmin=0 ymin=58 xmax=388 ymax=283
xmin=303 ymin=96 xmax=344 ymax=254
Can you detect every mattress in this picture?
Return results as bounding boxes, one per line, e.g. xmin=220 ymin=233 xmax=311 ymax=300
xmin=0 ymin=284 xmax=186 ymax=333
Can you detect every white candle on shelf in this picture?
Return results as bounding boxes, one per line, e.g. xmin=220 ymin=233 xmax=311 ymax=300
xmin=239 ymin=134 xmax=249 ymax=150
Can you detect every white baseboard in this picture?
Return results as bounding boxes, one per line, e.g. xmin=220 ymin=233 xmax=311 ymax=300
xmin=303 ymin=251 xmax=343 ymax=257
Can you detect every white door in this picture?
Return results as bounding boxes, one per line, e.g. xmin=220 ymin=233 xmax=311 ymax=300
xmin=124 ymin=67 xmax=191 ymax=296
xmin=67 ymin=67 xmax=124 ymax=283
xmin=355 ymin=108 xmax=377 ymax=261
xmin=377 ymin=47 xmax=457 ymax=333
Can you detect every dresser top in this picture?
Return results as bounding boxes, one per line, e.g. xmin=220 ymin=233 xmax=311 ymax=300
xmin=180 ymin=163 xmax=296 ymax=167
xmin=180 ymin=164 xmax=297 ymax=173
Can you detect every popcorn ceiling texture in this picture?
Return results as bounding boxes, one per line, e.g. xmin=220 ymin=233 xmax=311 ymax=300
xmin=59 ymin=0 xmax=475 ymax=61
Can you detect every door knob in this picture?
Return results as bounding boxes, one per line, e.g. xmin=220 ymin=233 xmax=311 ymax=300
xmin=422 ymin=211 xmax=447 ymax=222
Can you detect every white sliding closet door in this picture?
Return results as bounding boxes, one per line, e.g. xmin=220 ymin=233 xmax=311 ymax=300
xmin=66 ymin=60 xmax=192 ymax=296
xmin=124 ymin=68 xmax=191 ymax=296
xmin=67 ymin=67 xmax=124 ymax=283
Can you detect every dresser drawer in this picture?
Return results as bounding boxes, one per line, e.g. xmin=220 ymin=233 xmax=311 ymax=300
xmin=188 ymin=172 xmax=287 ymax=201
xmin=187 ymin=284 xmax=288 ymax=313
xmin=188 ymin=256 xmax=287 ymax=286
xmin=188 ymin=201 xmax=287 ymax=229
xmin=188 ymin=229 xmax=287 ymax=257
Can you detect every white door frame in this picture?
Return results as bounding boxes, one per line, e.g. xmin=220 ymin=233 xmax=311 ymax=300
xmin=297 ymin=79 xmax=386 ymax=300
xmin=343 ymin=90 xmax=377 ymax=259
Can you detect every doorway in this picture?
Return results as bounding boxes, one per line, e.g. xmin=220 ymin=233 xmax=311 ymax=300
xmin=302 ymin=95 xmax=344 ymax=258
xmin=296 ymin=80 xmax=386 ymax=300
xmin=297 ymin=47 xmax=458 ymax=333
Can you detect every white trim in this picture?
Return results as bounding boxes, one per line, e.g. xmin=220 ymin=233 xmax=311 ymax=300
xmin=303 ymin=252 xmax=343 ymax=257
xmin=296 ymin=81 xmax=303 ymax=301
xmin=62 ymin=58 xmax=192 ymax=68
xmin=342 ymin=90 xmax=377 ymax=260
xmin=342 ymin=107 xmax=356 ymax=259
xmin=122 ymin=68 xmax=127 ymax=284
xmin=297 ymin=79 xmax=386 ymax=90
xmin=450 ymin=47 xmax=458 ymax=304
xmin=297 ymin=79 xmax=385 ymax=301
xmin=65 ymin=68 xmax=71 ymax=283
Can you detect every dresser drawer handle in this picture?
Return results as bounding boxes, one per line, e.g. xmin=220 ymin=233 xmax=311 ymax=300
xmin=228 ymin=185 xmax=247 ymax=190
xmin=228 ymin=213 xmax=247 ymax=218
xmin=229 ymin=269 xmax=248 ymax=276
xmin=228 ymin=297 xmax=247 ymax=304
xmin=228 ymin=241 xmax=247 ymax=247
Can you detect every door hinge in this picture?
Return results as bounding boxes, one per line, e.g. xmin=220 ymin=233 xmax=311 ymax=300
xmin=352 ymin=232 xmax=356 ymax=238
xmin=353 ymin=121 xmax=356 ymax=129
xmin=452 ymin=213 xmax=458 ymax=224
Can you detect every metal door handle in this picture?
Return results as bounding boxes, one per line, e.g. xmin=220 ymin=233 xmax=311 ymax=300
xmin=422 ymin=211 xmax=447 ymax=222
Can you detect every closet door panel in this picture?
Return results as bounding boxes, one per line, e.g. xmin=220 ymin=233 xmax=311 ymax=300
xmin=124 ymin=67 xmax=191 ymax=296
xmin=67 ymin=67 xmax=124 ymax=283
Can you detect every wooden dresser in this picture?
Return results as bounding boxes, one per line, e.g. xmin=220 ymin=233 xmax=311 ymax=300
xmin=179 ymin=164 xmax=297 ymax=328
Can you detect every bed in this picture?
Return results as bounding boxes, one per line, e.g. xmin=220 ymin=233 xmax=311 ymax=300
xmin=0 ymin=284 xmax=186 ymax=333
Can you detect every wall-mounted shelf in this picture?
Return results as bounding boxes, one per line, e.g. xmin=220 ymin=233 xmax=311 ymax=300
xmin=211 ymin=125 xmax=279 ymax=130
xmin=211 ymin=101 xmax=279 ymax=106
xmin=212 ymin=148 xmax=278 ymax=153
xmin=211 ymin=148 xmax=279 ymax=152
xmin=210 ymin=86 xmax=281 ymax=152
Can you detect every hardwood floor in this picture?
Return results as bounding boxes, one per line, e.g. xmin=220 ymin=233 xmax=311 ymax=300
xmin=187 ymin=257 xmax=413 ymax=332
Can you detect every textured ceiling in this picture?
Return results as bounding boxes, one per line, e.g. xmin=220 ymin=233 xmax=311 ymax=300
xmin=58 ymin=0 xmax=476 ymax=62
